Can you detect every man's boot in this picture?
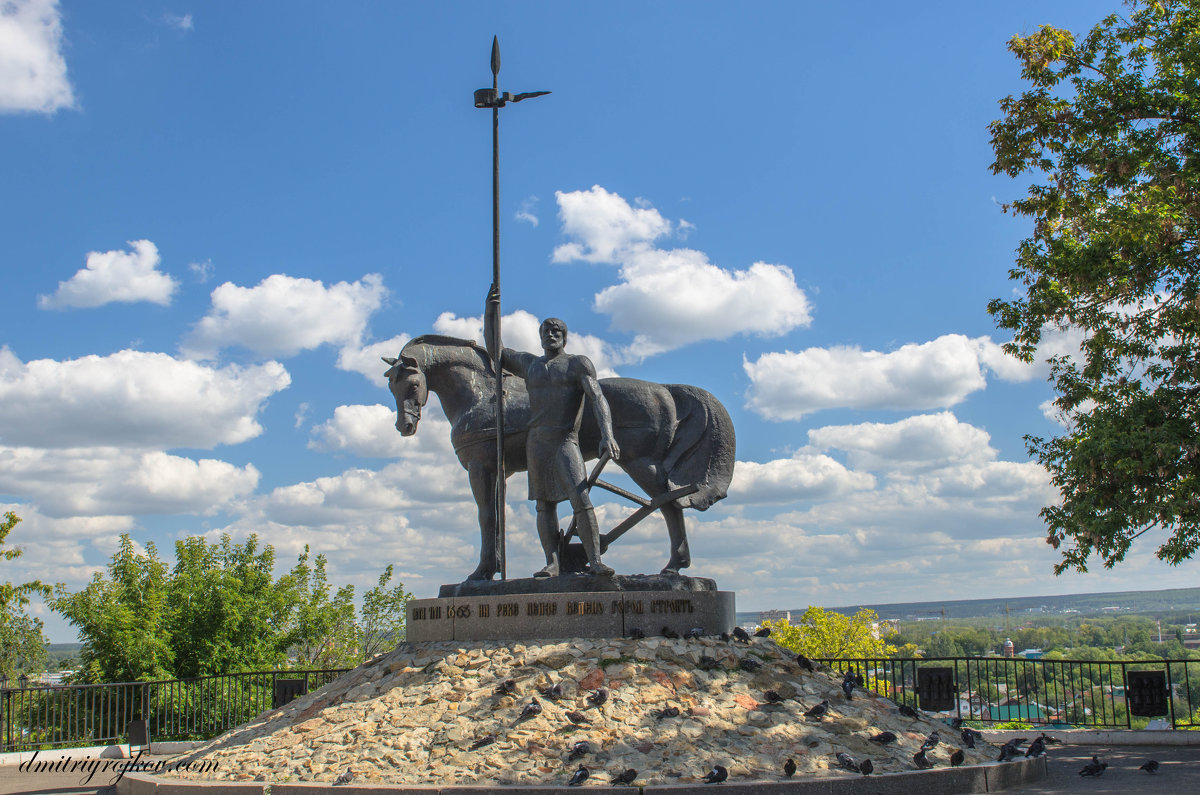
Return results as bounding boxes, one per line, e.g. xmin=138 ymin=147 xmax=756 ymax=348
xmin=575 ymin=508 xmax=614 ymax=576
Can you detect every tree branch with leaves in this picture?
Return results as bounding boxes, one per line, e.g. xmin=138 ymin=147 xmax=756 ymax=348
xmin=989 ymin=0 xmax=1200 ymax=573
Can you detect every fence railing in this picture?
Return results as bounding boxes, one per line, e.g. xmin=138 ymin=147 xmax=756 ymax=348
xmin=818 ymin=656 xmax=1200 ymax=730
xmin=4 ymin=656 xmax=1198 ymax=751
xmin=0 ymin=669 xmax=350 ymax=752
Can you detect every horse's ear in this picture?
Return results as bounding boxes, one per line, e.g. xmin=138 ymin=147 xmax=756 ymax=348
xmin=400 ymin=354 xmax=418 ymax=369
xmin=381 ymin=356 xmax=398 ymax=366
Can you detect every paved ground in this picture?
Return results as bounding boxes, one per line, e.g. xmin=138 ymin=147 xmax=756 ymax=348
xmin=1011 ymin=744 xmax=1200 ymax=794
xmin=0 ymin=753 xmax=178 ymax=795
xmin=0 ymin=746 xmax=1197 ymax=794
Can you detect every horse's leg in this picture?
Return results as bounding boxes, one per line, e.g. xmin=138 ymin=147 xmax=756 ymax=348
xmin=659 ymin=502 xmax=691 ymax=575
xmin=467 ymin=461 xmax=499 ymax=580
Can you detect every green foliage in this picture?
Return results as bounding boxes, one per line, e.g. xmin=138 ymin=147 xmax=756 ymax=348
xmin=277 ymin=546 xmax=359 ymax=669
xmin=359 ymin=564 xmax=413 ymax=660
xmin=167 ymin=534 xmax=292 ymax=678
xmin=765 ymin=607 xmax=896 ymax=659
xmin=51 ymin=535 xmax=174 ymax=682
xmin=989 ymin=0 xmax=1200 ymax=572
xmin=0 ymin=512 xmax=52 ymax=678
xmin=51 ymin=534 xmax=413 ymax=682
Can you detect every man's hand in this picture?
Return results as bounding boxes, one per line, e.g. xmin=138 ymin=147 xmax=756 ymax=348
xmin=601 ymin=435 xmax=620 ymax=462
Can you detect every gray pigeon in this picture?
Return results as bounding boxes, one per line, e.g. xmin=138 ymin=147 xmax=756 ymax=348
xmin=1078 ymin=756 xmax=1107 ymax=777
xmin=1139 ymin=759 xmax=1159 ymax=774
xmin=568 ymin=765 xmax=589 ymax=786
xmin=333 ymin=769 xmax=354 ymax=786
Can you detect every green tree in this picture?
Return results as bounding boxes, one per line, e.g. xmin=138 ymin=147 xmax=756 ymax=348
xmin=989 ymin=0 xmax=1200 ymax=572
xmin=765 ymin=607 xmax=896 ymax=659
xmin=0 ymin=512 xmax=51 ymax=678
xmin=358 ymin=564 xmax=413 ymax=660
xmin=51 ymin=534 xmax=174 ymax=682
xmin=277 ymin=546 xmax=359 ymax=669
xmin=167 ymin=534 xmax=292 ymax=678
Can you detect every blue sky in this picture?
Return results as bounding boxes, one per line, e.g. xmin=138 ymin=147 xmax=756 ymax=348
xmin=4 ymin=1 xmax=1194 ymax=643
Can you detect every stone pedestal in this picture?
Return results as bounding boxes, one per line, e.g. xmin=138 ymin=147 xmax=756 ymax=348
xmin=406 ymin=587 xmax=735 ymax=642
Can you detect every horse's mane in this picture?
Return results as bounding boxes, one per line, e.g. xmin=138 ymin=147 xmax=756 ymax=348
xmin=402 ymin=334 xmax=493 ymax=374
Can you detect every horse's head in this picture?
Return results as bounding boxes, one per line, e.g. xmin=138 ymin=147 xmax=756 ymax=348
xmin=382 ymin=354 xmax=427 ymax=436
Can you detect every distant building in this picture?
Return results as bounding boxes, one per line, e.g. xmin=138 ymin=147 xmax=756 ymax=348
xmin=1002 ymin=638 xmax=1015 ymax=658
xmin=759 ymin=609 xmax=790 ymax=624
xmin=1018 ymin=648 xmax=1045 ymax=659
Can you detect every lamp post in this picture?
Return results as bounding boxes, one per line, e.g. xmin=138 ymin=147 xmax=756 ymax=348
xmin=474 ymin=36 xmax=549 ymax=580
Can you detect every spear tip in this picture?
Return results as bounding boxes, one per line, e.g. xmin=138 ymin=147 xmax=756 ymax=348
xmin=491 ymin=36 xmax=500 ymax=75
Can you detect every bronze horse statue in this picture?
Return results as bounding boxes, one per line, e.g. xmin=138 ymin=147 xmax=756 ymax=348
xmin=384 ymin=335 xmax=735 ymax=580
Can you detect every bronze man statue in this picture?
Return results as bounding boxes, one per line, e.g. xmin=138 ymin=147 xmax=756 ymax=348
xmin=485 ymin=286 xmax=620 ymax=577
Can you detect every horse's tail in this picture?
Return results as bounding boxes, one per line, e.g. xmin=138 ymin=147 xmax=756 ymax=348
xmin=663 ymin=385 xmax=735 ymax=511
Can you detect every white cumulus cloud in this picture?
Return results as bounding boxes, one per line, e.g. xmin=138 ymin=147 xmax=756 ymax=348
xmin=0 ymin=0 xmax=74 ymax=114
xmin=310 ymin=404 xmax=454 ymax=460
xmin=744 ymin=333 xmax=1026 ymax=421
xmin=808 ymin=411 xmax=996 ymax=471
xmin=183 ymin=273 xmax=387 ymax=360
xmin=0 ymin=447 xmax=258 ymax=517
xmin=731 ymin=452 xmax=874 ymax=504
xmin=39 ymin=240 xmax=178 ymax=309
xmin=553 ymin=186 xmax=812 ymax=358
xmin=0 ymin=347 xmax=289 ymax=449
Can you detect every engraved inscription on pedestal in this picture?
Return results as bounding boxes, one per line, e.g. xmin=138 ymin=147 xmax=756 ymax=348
xmin=406 ymin=590 xmax=735 ymax=642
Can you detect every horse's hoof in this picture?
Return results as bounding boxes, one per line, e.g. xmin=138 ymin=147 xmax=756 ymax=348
xmin=660 ymin=567 xmax=679 ymax=576
xmin=467 ymin=567 xmax=497 ymax=581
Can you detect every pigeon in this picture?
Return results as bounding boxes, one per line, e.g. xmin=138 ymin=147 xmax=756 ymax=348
xmin=754 ymin=627 xmax=771 ymax=637
xmin=961 ymin=727 xmax=983 ymax=748
xmin=842 ymin=678 xmax=855 ymax=701
xmin=732 ymin=627 xmax=752 ymax=643
xmin=870 ymin=731 xmax=897 ymax=745
xmin=662 ymin=626 xmax=681 ymax=639
xmin=654 ymin=706 xmax=681 ymax=720
xmin=1139 ymin=759 xmax=1159 ymax=774
xmin=795 ymin=654 xmax=815 ymax=672
xmin=333 ymin=769 xmax=354 ymax=786
xmin=783 ymin=758 xmax=796 ymax=777
xmin=1025 ymin=735 xmax=1045 ymax=757
xmin=699 ymin=656 xmax=722 ymax=671
xmin=804 ymin=699 xmax=830 ymax=719
xmin=949 ymin=717 xmax=963 ymax=729
xmin=835 ymin=752 xmax=859 ymax=772
xmin=567 ymin=740 xmax=592 ymax=761
xmin=897 ymin=704 xmax=920 ymax=719
xmin=611 ymin=768 xmax=637 ymax=785
xmin=541 ymin=682 xmax=565 ymax=700
xmin=629 ymin=627 xmax=645 ymax=639
xmin=515 ymin=697 xmax=542 ymax=723
xmin=739 ymin=658 xmax=762 ymax=673
xmin=565 ymin=710 xmax=589 ymax=725
xmin=701 ymin=765 xmax=728 ymax=784
xmin=950 ymin=749 xmax=965 ymax=767
xmin=494 ymin=679 xmax=517 ymax=696
xmin=470 ymin=734 xmax=496 ymax=750
xmin=1078 ymin=756 xmax=1107 ymax=777
xmin=720 ymin=632 xmax=731 ymax=642
xmin=686 ymin=626 xmax=705 ymax=639
xmin=913 ymin=750 xmax=933 ymax=769
xmin=587 ymin=687 xmax=609 ymax=707
xmin=763 ymin=690 xmax=784 ymax=704
xmin=1039 ymin=732 xmax=1061 ymax=745
xmin=859 ymin=759 xmax=874 ymax=775
xmin=568 ymin=765 xmax=590 ymax=787
xmin=920 ymin=731 xmax=940 ymax=753
xmin=997 ymin=742 xmax=1023 ymax=763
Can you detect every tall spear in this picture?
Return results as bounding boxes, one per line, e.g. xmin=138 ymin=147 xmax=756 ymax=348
xmin=474 ymin=37 xmax=549 ymax=579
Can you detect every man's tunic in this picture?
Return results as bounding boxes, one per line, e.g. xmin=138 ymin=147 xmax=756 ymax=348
xmin=500 ymin=348 xmax=592 ymax=503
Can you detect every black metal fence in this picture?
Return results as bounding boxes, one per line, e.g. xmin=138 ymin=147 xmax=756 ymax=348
xmin=4 ymin=657 xmax=1199 ymax=751
xmin=0 ymin=669 xmax=349 ymax=752
xmin=820 ymin=656 xmax=1200 ymax=729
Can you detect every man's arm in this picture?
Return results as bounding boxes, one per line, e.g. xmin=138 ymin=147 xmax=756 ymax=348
xmin=484 ymin=285 xmax=530 ymax=376
xmin=576 ymin=357 xmax=620 ymax=461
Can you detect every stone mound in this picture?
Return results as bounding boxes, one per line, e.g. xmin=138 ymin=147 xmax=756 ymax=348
xmin=166 ymin=637 xmax=998 ymax=787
